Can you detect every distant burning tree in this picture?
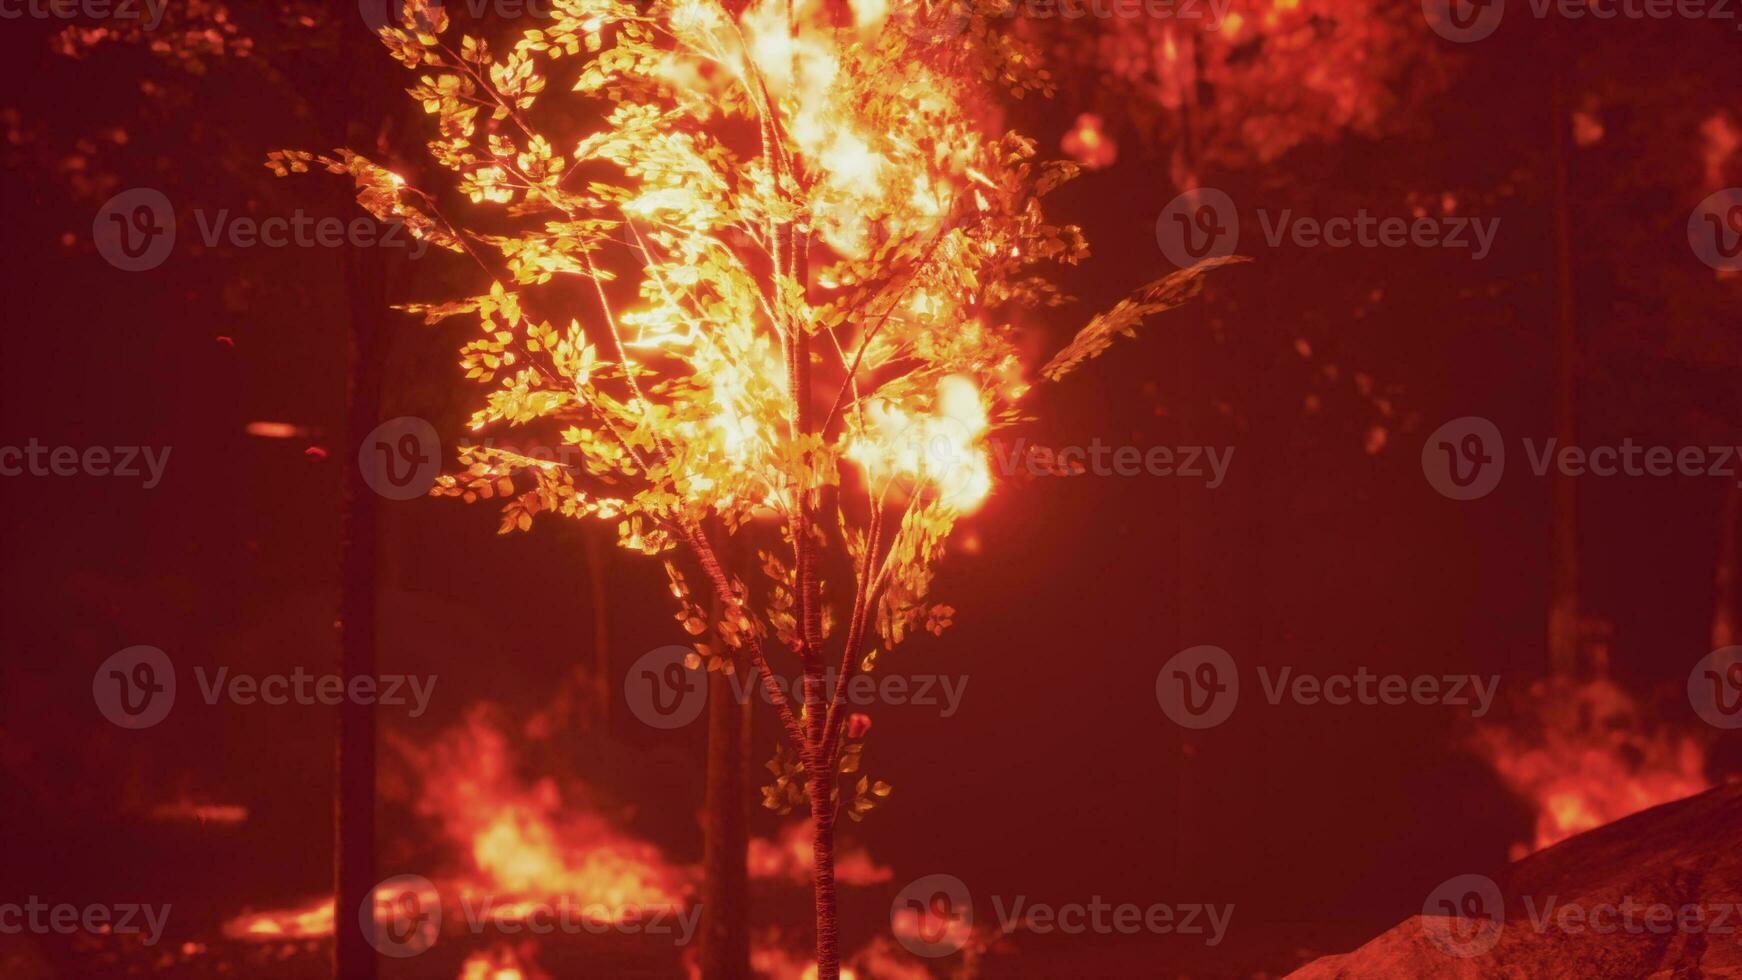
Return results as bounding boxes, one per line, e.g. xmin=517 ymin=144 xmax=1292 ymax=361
xmin=274 ymin=0 xmax=1231 ymax=973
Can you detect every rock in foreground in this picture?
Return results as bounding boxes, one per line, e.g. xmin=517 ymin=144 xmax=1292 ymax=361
xmin=1289 ymin=781 xmax=1742 ymax=979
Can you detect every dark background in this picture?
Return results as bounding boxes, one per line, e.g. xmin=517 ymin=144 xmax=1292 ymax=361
xmin=2 ymin=1 xmax=1741 ymax=976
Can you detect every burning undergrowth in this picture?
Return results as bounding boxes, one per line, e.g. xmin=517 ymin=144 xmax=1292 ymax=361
xmin=215 ymin=701 xmax=924 ymax=977
xmin=224 ymin=703 xmax=698 ymax=953
xmin=1470 ymin=672 xmax=1710 ymax=859
xmin=387 ymin=705 xmax=696 ymax=918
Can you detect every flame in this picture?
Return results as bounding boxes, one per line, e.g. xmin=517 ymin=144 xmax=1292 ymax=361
xmin=244 ymin=421 xmax=310 ymax=439
xmin=147 ymin=798 xmax=247 ymax=825
xmin=848 ymin=374 xmax=991 ymax=512
xmin=750 ymin=940 xmax=860 ymax=980
xmin=1702 ymin=111 xmax=1739 ymax=186
xmin=404 ymin=708 xmax=694 ymax=918
xmin=1061 ymin=113 xmax=1117 ymax=171
xmin=1472 ymin=675 xmax=1708 ymax=858
xmin=223 ymin=895 xmax=332 ymax=941
xmin=848 ymin=936 xmax=933 ymax=980
xmin=714 ymin=0 xmax=960 ymax=259
xmin=891 ymin=900 xmax=975 ymax=957
xmin=224 ymin=707 xmax=694 ymax=948
xmin=748 ymin=820 xmax=893 ymax=886
xmin=460 ymin=943 xmax=550 ymax=980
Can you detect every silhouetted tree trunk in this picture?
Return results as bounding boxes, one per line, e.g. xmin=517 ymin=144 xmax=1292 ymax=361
xmin=584 ymin=531 xmax=612 ymax=727
xmin=334 ymin=26 xmax=397 ymax=980
xmin=1168 ymin=33 xmax=1206 ymax=893
xmin=336 ymin=244 xmax=388 ymax=980
xmin=1714 ymin=483 xmax=1740 ymax=650
xmin=701 ymin=667 xmax=751 ymax=978
xmin=1548 ymin=62 xmax=1582 ymax=677
xmin=701 ymin=526 xmax=752 ymax=978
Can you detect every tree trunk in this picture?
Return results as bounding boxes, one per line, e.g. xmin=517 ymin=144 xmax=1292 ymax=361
xmin=1548 ymin=62 xmax=1582 ymax=678
xmin=1714 ymin=482 xmax=1741 ymax=650
xmin=808 ymin=767 xmax=840 ymax=979
xmin=700 ymin=666 xmax=751 ymax=976
xmin=335 ymin=246 xmax=387 ymax=980
xmin=584 ymin=530 xmax=612 ymax=729
xmin=333 ymin=22 xmax=398 ymax=978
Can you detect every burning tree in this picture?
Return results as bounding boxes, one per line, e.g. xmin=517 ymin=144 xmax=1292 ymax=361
xmin=273 ymin=0 xmax=1232 ymax=973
